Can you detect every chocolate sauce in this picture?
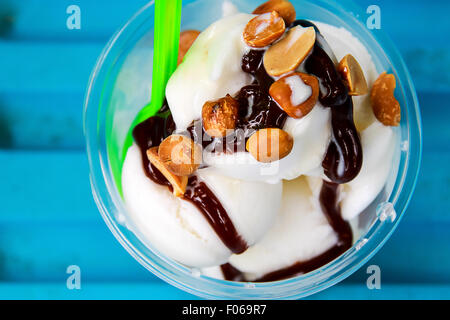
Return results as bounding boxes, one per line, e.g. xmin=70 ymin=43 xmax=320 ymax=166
xmin=290 ymin=19 xmax=337 ymax=63
xmin=132 ymin=19 xmax=362 ymax=281
xmin=249 ymin=182 xmax=352 ymax=281
xmin=184 ymin=49 xmax=288 ymax=155
xmin=219 ymin=20 xmax=359 ymax=282
xmin=255 ymin=245 xmax=348 ymax=282
xmin=256 ymin=182 xmax=352 ymax=282
xmin=132 ymin=115 xmax=175 ymax=188
xmin=319 ymin=181 xmax=353 ymax=248
xmin=224 ymin=49 xmax=288 ymax=149
xmin=240 ymin=26 xmax=362 ymax=184
xmin=132 ymin=108 xmax=247 ymax=254
xmin=220 ymin=263 xmax=245 ymax=282
xmin=290 ymin=19 xmax=320 ymax=33
xmin=305 ymin=45 xmax=348 ymax=106
xmin=238 ymin=49 xmax=287 ymax=131
xmin=235 ymin=85 xmax=287 ymax=131
xmin=221 ymin=181 xmax=353 ymax=282
xmin=323 ymin=98 xmax=364 ymax=184
xmin=241 ymin=49 xmax=274 ymax=92
xmin=298 ymin=21 xmax=363 ymax=184
xmin=184 ymin=176 xmax=248 ymax=254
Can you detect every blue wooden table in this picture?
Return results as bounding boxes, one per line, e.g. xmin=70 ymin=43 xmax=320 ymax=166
xmin=0 ymin=0 xmax=449 ymax=299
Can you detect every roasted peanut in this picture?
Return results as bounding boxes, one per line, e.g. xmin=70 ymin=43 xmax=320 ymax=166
xmin=158 ymin=135 xmax=202 ymax=176
xmin=253 ymin=0 xmax=296 ymax=26
xmin=202 ymin=95 xmax=239 ymax=138
xmin=263 ymin=26 xmax=316 ymax=77
xmin=269 ymin=72 xmax=319 ymax=119
xmin=243 ymin=11 xmax=286 ymax=48
xmin=246 ymin=128 xmax=293 ymax=162
xmin=338 ymin=54 xmax=368 ymax=96
xmin=370 ymin=72 xmax=401 ymax=126
xmin=147 ymin=147 xmax=189 ymax=197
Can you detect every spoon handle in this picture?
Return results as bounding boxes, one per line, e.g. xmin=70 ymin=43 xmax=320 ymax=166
xmin=151 ymin=0 xmax=182 ymax=113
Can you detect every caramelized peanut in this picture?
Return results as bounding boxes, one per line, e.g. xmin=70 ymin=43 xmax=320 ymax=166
xmin=370 ymin=72 xmax=401 ymax=126
xmin=246 ymin=128 xmax=293 ymax=163
xmin=243 ymin=11 xmax=285 ymax=48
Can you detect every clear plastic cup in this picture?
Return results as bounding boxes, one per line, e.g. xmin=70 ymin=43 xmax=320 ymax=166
xmin=84 ymin=0 xmax=422 ymax=299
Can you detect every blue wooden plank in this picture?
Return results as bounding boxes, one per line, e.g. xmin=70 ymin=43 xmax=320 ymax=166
xmin=0 ymin=282 xmax=197 ymax=300
xmin=0 ymin=0 xmax=149 ymax=41
xmin=0 ymin=222 xmax=156 ymax=282
xmin=403 ymin=50 xmax=450 ymax=93
xmin=419 ymin=92 xmax=450 ymax=152
xmin=406 ymin=152 xmax=450 ymax=224
xmin=1 ymin=215 xmax=447 ymax=284
xmin=0 ymin=91 xmax=84 ymax=149
xmin=0 ymin=41 xmax=102 ymax=93
xmin=346 ymin=220 xmax=450 ymax=284
xmin=0 ymin=1 xmax=447 ymax=149
xmin=2 ymin=0 xmax=449 ymax=50
xmin=356 ymin=0 xmax=450 ymax=51
xmin=0 ymin=282 xmax=448 ymax=300
xmin=0 ymin=151 xmax=97 ymax=221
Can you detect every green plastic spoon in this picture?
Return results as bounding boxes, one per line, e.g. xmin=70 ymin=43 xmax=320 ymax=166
xmin=109 ymin=0 xmax=182 ymax=196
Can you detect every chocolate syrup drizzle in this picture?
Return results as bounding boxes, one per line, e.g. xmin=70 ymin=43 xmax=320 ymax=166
xmin=237 ymin=49 xmax=288 ymax=131
xmin=220 ymin=20 xmax=358 ymax=282
xmin=221 ymin=180 xmax=353 ymax=282
xmin=132 ymin=114 xmax=174 ymax=189
xmin=184 ymin=176 xmax=248 ymax=253
xmin=296 ymin=20 xmax=363 ymax=184
xmin=132 ymin=111 xmax=247 ymax=254
xmin=221 ymin=181 xmax=353 ymax=282
xmin=184 ymin=48 xmax=288 ymax=155
xmin=132 ymin=19 xmax=360 ymax=281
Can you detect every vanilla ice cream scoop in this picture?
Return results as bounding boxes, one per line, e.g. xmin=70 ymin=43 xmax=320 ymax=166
xmin=121 ymin=1 xmax=399 ymax=281
xmin=122 ymin=145 xmax=282 ymax=267
xmin=166 ymin=13 xmax=254 ymax=131
xmin=228 ymin=176 xmax=338 ymax=280
xmin=341 ymin=121 xmax=396 ymax=220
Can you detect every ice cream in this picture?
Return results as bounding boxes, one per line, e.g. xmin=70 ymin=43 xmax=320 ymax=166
xmin=166 ymin=13 xmax=254 ymax=131
xmin=228 ymin=176 xmax=338 ymax=280
xmin=123 ymin=144 xmax=282 ymax=267
xmin=225 ymin=122 xmax=395 ymax=278
xmin=341 ymin=121 xmax=396 ymax=220
xmin=120 ymin=0 xmax=401 ymax=280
